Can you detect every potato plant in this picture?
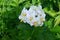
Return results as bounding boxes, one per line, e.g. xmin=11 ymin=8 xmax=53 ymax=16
xmin=0 ymin=0 xmax=60 ymax=40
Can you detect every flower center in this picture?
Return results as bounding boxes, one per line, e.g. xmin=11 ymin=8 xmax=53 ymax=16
xmin=40 ymin=18 xmax=43 ymax=22
xmin=33 ymin=22 xmax=38 ymax=26
xmin=29 ymin=17 xmax=33 ymax=21
xmin=23 ymin=13 xmax=27 ymax=16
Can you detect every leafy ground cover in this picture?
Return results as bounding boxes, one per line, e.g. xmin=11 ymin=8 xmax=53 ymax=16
xmin=0 ymin=0 xmax=60 ymax=40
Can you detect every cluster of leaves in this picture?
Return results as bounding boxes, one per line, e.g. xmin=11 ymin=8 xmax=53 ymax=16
xmin=0 ymin=0 xmax=60 ymax=40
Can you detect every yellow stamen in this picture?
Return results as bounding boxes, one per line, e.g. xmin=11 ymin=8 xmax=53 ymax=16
xmin=40 ymin=18 xmax=43 ymax=22
xmin=33 ymin=22 xmax=38 ymax=26
xmin=23 ymin=13 xmax=27 ymax=16
xmin=20 ymin=19 xmax=23 ymax=22
xmin=29 ymin=17 xmax=33 ymax=21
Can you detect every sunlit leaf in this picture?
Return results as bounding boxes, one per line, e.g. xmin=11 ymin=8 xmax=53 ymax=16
xmin=24 ymin=1 xmax=32 ymax=8
xmin=43 ymin=7 xmax=57 ymax=18
xmin=56 ymin=33 xmax=60 ymax=38
xmin=7 ymin=0 xmax=25 ymax=6
xmin=32 ymin=0 xmax=36 ymax=5
xmin=54 ymin=15 xmax=60 ymax=27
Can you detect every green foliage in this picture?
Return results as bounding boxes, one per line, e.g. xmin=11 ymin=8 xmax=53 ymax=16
xmin=0 ymin=0 xmax=60 ymax=40
xmin=30 ymin=27 xmax=55 ymax=40
xmin=54 ymin=15 xmax=60 ymax=27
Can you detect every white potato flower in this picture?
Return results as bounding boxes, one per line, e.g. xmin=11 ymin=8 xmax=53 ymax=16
xmin=19 ymin=8 xmax=29 ymax=23
xmin=19 ymin=5 xmax=46 ymax=27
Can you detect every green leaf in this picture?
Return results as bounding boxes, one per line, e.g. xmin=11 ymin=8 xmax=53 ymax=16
xmin=54 ymin=15 xmax=60 ymax=27
xmin=43 ymin=8 xmax=57 ymax=18
xmin=50 ymin=26 xmax=60 ymax=33
xmin=32 ymin=0 xmax=36 ymax=5
xmin=56 ymin=33 xmax=60 ymax=38
xmin=44 ymin=18 xmax=54 ymax=28
xmin=24 ymin=1 xmax=32 ymax=8
xmin=0 ymin=8 xmax=1 ymax=12
xmin=18 ymin=0 xmax=25 ymax=4
xmin=7 ymin=0 xmax=25 ymax=6
xmin=57 ymin=12 xmax=60 ymax=15
xmin=0 ymin=0 xmax=7 ymax=5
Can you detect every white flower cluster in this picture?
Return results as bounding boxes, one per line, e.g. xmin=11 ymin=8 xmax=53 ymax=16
xmin=19 ymin=5 xmax=46 ymax=27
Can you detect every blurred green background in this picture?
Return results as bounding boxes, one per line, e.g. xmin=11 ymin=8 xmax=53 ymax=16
xmin=0 ymin=0 xmax=60 ymax=40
